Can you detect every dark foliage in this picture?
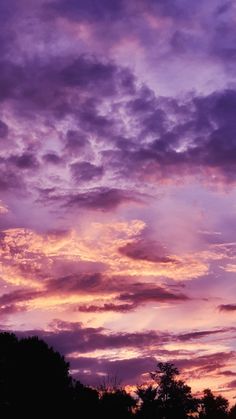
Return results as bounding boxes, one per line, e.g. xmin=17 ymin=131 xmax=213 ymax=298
xmin=0 ymin=332 xmax=72 ymax=417
xmin=199 ymin=389 xmax=229 ymax=419
xmin=137 ymin=362 xmax=199 ymax=419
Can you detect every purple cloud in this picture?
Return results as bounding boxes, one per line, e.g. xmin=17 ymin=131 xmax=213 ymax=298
xmin=13 ymin=320 xmax=166 ymax=356
xmin=64 ymin=188 xmax=143 ymax=211
xmin=119 ymin=238 xmax=176 ymax=263
xmin=118 ymin=287 xmax=189 ymax=306
xmin=0 ymin=120 xmax=8 ymax=138
xmin=8 ymin=153 xmax=40 ymax=170
xmin=218 ymin=304 xmax=236 ymax=312
xmin=70 ymin=161 xmax=104 ymax=182
xmin=43 ymin=152 xmax=62 ymax=165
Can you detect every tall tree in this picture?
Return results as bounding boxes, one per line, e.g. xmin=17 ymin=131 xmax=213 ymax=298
xmin=148 ymin=362 xmax=198 ymax=419
xmin=136 ymin=385 xmax=159 ymax=418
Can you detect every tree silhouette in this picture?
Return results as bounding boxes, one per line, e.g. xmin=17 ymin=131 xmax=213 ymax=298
xmin=0 ymin=332 xmax=18 ymax=416
xmin=72 ymin=380 xmax=100 ymax=417
xmin=139 ymin=362 xmax=199 ymax=419
xmin=100 ymin=388 xmax=136 ymax=419
xmin=229 ymin=404 xmax=236 ymax=418
xmin=0 ymin=332 xmax=73 ymax=417
xmin=136 ymin=385 xmax=159 ymax=418
xmin=199 ymin=389 xmax=229 ymax=419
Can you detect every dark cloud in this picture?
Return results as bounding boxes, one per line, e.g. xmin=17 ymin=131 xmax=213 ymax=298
xmin=46 ymin=272 xmax=104 ymax=295
xmin=174 ymin=351 xmax=236 ymax=380
xmin=8 ymin=153 xmax=40 ymax=170
xmin=43 ymin=153 xmax=62 ymax=165
xmin=177 ymin=328 xmax=232 ymax=342
xmin=1 ymin=29 xmax=236 ymax=196
xmin=0 ymin=268 xmax=191 ymax=315
xmin=72 ymin=348 xmax=236 ymax=386
xmin=119 ymin=287 xmax=189 ymax=307
xmin=64 ymin=187 xmax=143 ymax=211
xmin=0 ymin=152 xmax=39 ymax=194
xmin=76 ymin=287 xmax=187 ymax=312
xmin=47 ymin=0 xmax=200 ymax=25
xmin=218 ymin=304 xmax=236 ymax=312
xmin=45 ymin=272 xmax=189 ymax=311
xmin=226 ymin=379 xmax=236 ymax=389
xmin=0 ymin=54 xmax=135 ymax=122
xmin=0 ymin=60 xmax=25 ymax=102
xmin=75 ymin=282 xmax=188 ymax=313
xmin=76 ymin=302 xmax=135 ymax=313
xmin=0 ymin=288 xmax=40 ymax=306
xmin=0 ymin=120 xmax=8 ymax=138
xmin=0 ymin=303 xmax=26 ymax=317
xmin=14 ymin=319 xmax=166 ymax=356
xmin=104 ymin=88 xmax=236 ymax=184
xmin=59 ymin=56 xmax=135 ymax=95
xmin=119 ymin=238 xmax=176 ymax=263
xmin=210 ymin=6 xmax=236 ymax=65
xmin=0 ymin=288 xmax=45 ymax=318
xmin=47 ymin=0 xmax=128 ymax=23
xmin=220 ymin=370 xmax=236 ymax=377
xmin=70 ymin=161 xmax=104 ymax=182
xmin=69 ymin=355 xmax=156 ymax=386
xmin=64 ymin=131 xmax=88 ymax=155
xmin=0 ymin=0 xmax=21 ymax=22
xmin=37 ymin=186 xmax=139 ymax=212
xmin=0 ymin=166 xmax=25 ymax=192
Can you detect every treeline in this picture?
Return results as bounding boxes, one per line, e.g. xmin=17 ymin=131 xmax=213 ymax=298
xmin=0 ymin=332 xmax=236 ymax=418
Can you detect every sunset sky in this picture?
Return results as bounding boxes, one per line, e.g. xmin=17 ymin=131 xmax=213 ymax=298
xmin=1 ymin=0 xmax=236 ymax=399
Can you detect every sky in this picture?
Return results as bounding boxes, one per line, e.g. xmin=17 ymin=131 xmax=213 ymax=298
xmin=1 ymin=0 xmax=236 ymax=399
